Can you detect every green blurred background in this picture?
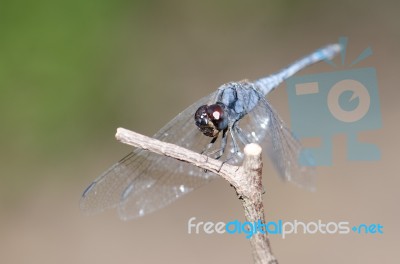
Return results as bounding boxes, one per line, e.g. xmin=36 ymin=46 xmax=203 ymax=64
xmin=1 ymin=0 xmax=398 ymax=263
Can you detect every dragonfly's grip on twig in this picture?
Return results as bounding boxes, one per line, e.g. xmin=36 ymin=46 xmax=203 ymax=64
xmin=115 ymin=127 xmax=278 ymax=264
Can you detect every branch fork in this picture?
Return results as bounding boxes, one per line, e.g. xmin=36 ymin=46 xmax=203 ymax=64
xmin=115 ymin=127 xmax=278 ymax=264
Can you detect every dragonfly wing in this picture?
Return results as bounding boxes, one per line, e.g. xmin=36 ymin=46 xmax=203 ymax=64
xmin=235 ymin=88 xmax=316 ymax=190
xmin=80 ymin=91 xmax=220 ymax=220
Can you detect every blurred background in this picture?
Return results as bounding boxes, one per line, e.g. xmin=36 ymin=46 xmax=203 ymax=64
xmin=0 ymin=0 xmax=398 ymax=263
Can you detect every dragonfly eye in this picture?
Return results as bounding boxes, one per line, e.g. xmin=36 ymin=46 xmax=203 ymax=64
xmin=194 ymin=103 xmax=228 ymax=137
xmin=206 ymin=103 xmax=228 ymax=130
xmin=195 ymin=105 xmax=217 ymax=137
xmin=194 ymin=105 xmax=208 ymax=125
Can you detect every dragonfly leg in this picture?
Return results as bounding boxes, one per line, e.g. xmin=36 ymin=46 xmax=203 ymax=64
xmin=217 ymin=123 xmax=241 ymax=167
xmin=200 ymin=128 xmax=229 ymax=161
xmin=201 ymin=136 xmax=218 ymax=155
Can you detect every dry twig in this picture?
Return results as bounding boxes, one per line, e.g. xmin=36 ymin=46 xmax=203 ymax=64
xmin=115 ymin=127 xmax=278 ymax=264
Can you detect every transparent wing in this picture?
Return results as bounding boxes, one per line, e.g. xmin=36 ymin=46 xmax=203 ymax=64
xmin=234 ymin=88 xmax=316 ymax=190
xmin=80 ymin=91 xmax=220 ymax=220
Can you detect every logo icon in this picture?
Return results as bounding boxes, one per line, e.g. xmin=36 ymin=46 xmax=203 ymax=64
xmin=286 ymin=37 xmax=381 ymax=166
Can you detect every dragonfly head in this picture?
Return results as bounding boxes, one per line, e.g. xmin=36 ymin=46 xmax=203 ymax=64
xmin=194 ymin=102 xmax=228 ymax=137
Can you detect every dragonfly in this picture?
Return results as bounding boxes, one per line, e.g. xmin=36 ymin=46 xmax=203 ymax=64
xmin=81 ymin=44 xmax=341 ymax=220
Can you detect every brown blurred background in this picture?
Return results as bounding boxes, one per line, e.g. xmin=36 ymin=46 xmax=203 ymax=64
xmin=0 ymin=0 xmax=398 ymax=263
